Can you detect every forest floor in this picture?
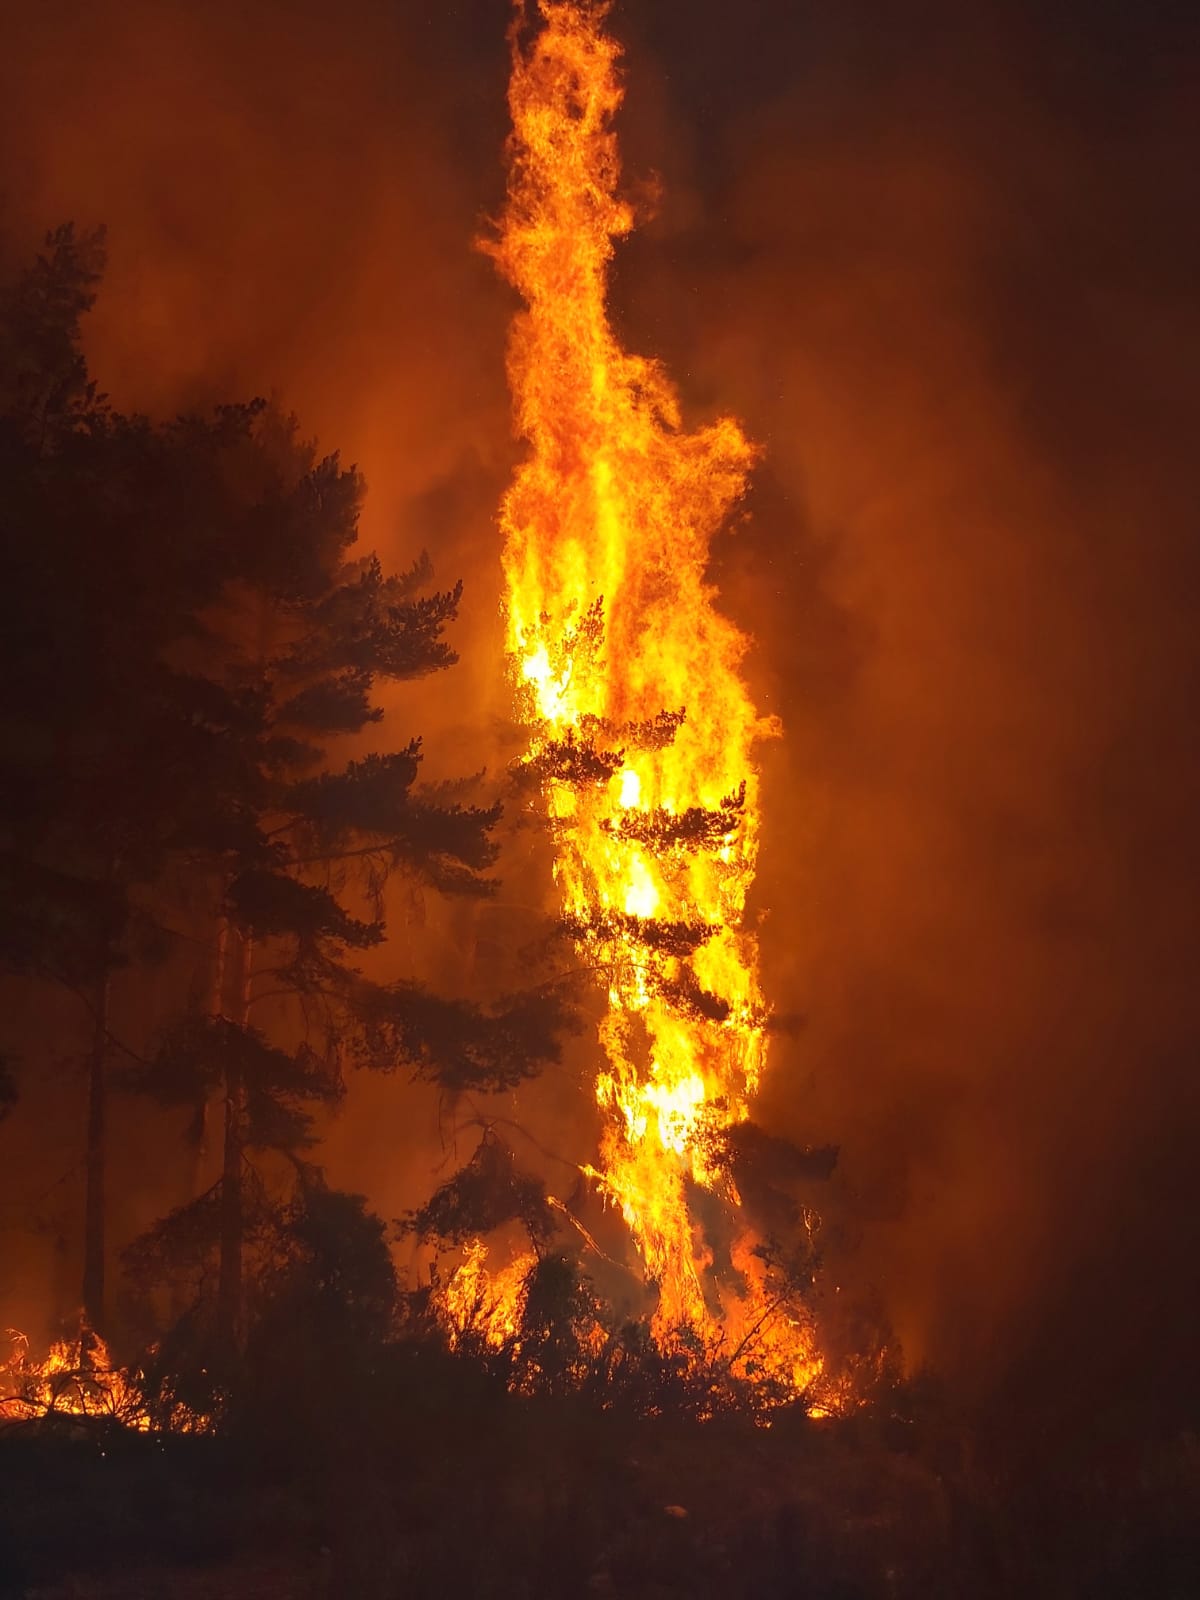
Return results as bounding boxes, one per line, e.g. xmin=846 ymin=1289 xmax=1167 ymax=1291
xmin=23 ymin=1566 xmax=304 ymax=1599
xmin=2 ymin=1381 xmax=1198 ymax=1599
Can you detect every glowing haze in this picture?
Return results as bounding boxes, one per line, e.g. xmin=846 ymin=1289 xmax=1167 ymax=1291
xmin=492 ymin=1 xmax=818 ymax=1387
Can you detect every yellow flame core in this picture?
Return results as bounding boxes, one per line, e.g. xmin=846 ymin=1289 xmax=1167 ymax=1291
xmin=495 ymin=3 xmax=819 ymax=1391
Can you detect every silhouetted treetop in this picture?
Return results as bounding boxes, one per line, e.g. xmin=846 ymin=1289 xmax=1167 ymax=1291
xmin=225 ymin=869 xmax=383 ymax=950
xmin=278 ymin=554 xmax=462 ymax=681
xmin=130 ymin=1017 xmax=340 ymax=1134
xmin=354 ymin=980 xmax=581 ymax=1093
xmin=401 ymin=1133 xmax=556 ymax=1248
xmin=0 ymin=222 xmax=107 ymax=440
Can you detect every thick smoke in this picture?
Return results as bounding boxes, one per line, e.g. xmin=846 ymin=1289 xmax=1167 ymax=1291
xmin=615 ymin=0 xmax=1200 ymax=1440
xmin=2 ymin=0 xmax=1197 ymax=1443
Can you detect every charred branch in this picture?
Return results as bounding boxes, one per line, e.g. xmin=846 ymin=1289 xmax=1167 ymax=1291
xmin=602 ymin=782 xmax=746 ymax=852
xmin=561 ymin=909 xmax=718 ymax=957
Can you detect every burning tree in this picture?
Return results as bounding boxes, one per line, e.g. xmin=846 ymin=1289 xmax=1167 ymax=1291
xmin=478 ymin=0 xmax=826 ymax=1397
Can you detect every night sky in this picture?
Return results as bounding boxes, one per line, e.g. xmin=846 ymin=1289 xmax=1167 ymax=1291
xmin=2 ymin=0 xmax=1197 ymax=1449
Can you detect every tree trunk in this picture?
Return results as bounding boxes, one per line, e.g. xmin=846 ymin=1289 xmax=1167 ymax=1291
xmin=217 ymin=929 xmax=252 ymax=1350
xmin=82 ymin=972 xmax=110 ymax=1342
xmin=187 ymin=914 xmax=227 ymax=1199
xmin=218 ymin=599 xmax=270 ymax=1351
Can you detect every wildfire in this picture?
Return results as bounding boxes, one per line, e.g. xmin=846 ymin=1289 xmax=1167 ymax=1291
xmin=493 ymin=2 xmax=822 ymax=1395
xmin=1 ymin=1329 xmax=209 ymax=1433
xmin=1 ymin=1328 xmax=148 ymax=1429
xmin=440 ymin=1239 xmax=537 ymax=1351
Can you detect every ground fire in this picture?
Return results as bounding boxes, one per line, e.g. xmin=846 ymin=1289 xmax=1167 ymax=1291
xmin=476 ymin=0 xmax=824 ymax=1398
xmin=1 ymin=1330 xmax=145 ymax=1429
xmin=1 ymin=1329 xmax=207 ymax=1433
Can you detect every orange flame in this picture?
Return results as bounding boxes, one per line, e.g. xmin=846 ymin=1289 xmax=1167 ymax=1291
xmin=440 ymin=1239 xmax=537 ymax=1350
xmin=1 ymin=1328 xmax=149 ymax=1428
xmin=1 ymin=1329 xmax=209 ymax=1433
xmin=493 ymin=1 xmax=821 ymax=1395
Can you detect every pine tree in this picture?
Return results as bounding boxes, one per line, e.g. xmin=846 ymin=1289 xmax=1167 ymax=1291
xmin=0 ymin=226 xmax=259 ymax=1337
xmin=0 ymin=226 xmax=582 ymax=1377
xmin=114 ymin=397 xmax=508 ymax=1352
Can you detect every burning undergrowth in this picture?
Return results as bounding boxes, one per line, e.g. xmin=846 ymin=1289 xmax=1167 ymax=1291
xmin=2 ymin=1124 xmax=887 ymax=1443
xmin=0 ymin=1329 xmax=210 ymax=1436
xmin=405 ymin=1130 xmax=889 ymax=1423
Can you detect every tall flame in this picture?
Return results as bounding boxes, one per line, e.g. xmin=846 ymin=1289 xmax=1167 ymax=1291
xmin=494 ymin=2 xmax=820 ymax=1392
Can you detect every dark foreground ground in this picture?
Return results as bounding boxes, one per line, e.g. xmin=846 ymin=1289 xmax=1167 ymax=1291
xmin=2 ymin=1359 xmax=1197 ymax=1599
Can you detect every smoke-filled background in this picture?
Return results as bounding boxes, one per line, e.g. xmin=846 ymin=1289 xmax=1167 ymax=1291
xmin=2 ymin=0 xmax=1197 ymax=1449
